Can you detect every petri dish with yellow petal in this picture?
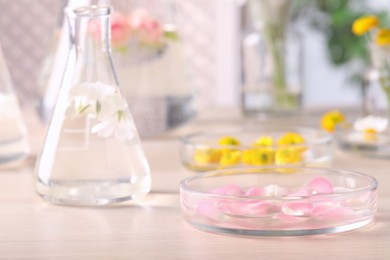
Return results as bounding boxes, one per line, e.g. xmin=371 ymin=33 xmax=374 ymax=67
xmin=180 ymin=128 xmax=333 ymax=172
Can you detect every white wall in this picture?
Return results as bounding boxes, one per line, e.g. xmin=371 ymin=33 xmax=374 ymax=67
xmin=302 ymin=28 xmax=361 ymax=109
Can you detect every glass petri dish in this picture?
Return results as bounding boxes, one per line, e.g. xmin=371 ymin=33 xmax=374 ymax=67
xmin=337 ymin=128 xmax=390 ymax=158
xmin=180 ymin=128 xmax=333 ymax=171
xmin=180 ymin=166 xmax=378 ymax=236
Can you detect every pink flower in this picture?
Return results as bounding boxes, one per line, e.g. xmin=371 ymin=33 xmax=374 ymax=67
xmin=89 ymin=12 xmax=131 ymax=48
xmin=129 ymin=9 xmax=163 ymax=46
xmin=110 ymin=12 xmax=131 ymax=47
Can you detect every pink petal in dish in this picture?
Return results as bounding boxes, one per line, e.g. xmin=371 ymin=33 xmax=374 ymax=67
xmin=289 ymin=177 xmax=334 ymax=197
xmin=244 ymin=187 xmax=265 ymax=197
xmin=221 ymin=184 xmax=245 ymax=196
xmin=196 ymin=201 xmax=223 ymax=221
xmin=229 ymin=201 xmax=274 ymax=217
xmin=304 ymin=176 xmax=334 ymax=195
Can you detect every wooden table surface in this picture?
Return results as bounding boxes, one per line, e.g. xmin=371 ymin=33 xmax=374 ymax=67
xmin=1 ymin=107 xmax=389 ymax=259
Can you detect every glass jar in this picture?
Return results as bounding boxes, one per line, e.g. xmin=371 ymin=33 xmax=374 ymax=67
xmin=241 ymin=0 xmax=303 ymax=116
xmin=362 ymin=44 xmax=390 ymax=115
xmin=35 ymin=5 xmax=151 ymax=206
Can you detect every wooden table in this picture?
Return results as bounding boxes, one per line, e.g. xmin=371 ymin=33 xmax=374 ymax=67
xmin=1 ymin=107 xmax=389 ymax=259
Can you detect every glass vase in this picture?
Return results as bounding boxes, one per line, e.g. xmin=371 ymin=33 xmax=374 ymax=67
xmin=35 ymin=5 xmax=151 ymax=206
xmin=361 ymin=69 xmax=387 ymax=115
xmin=363 ymin=44 xmax=390 ymax=116
xmin=241 ymin=0 xmax=303 ymax=116
xmin=0 ymin=42 xmax=29 ymax=165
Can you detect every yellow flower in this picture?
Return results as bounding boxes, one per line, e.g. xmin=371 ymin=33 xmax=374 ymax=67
xmin=253 ymin=136 xmax=274 ymax=147
xmin=321 ymin=110 xmax=346 ymax=132
xmin=242 ymin=148 xmax=275 ymax=165
xmin=219 ymin=150 xmax=241 ymax=166
xmin=275 ymin=132 xmax=306 ymax=165
xmin=277 ymin=132 xmax=305 ymax=146
xmin=251 ymin=149 xmax=275 ymax=165
xmin=275 ymin=148 xmax=303 ymax=165
xmin=352 ymin=15 xmax=379 ymax=36
xmin=218 ymin=136 xmax=241 ymax=146
xmin=376 ymin=29 xmax=390 ymax=46
xmin=241 ymin=149 xmax=254 ymax=165
xmin=193 ymin=148 xmax=222 ymax=164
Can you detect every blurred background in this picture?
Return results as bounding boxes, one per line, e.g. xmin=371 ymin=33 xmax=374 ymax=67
xmin=0 ymin=0 xmax=390 ymax=114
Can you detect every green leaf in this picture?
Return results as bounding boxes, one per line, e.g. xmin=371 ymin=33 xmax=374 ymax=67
xmin=164 ymin=30 xmax=180 ymax=41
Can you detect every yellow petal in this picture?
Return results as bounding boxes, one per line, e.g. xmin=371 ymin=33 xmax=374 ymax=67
xmin=250 ymin=148 xmax=275 ymax=165
xmin=194 ymin=148 xmax=222 ymax=164
xmin=376 ymin=28 xmax=390 ymax=46
xmin=275 ymin=148 xmax=303 ymax=165
xmin=352 ymin=15 xmax=379 ymax=36
xmin=277 ymin=132 xmax=305 ymax=145
xmin=363 ymin=128 xmax=378 ymax=141
xmin=218 ymin=136 xmax=241 ymax=146
xmin=219 ymin=150 xmax=241 ymax=166
xmin=253 ymin=136 xmax=274 ymax=147
xmin=242 ymin=149 xmax=255 ymax=165
xmin=321 ymin=110 xmax=346 ymax=132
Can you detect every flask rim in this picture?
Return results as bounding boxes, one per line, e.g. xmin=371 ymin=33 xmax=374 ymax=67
xmin=70 ymin=5 xmax=111 ymax=17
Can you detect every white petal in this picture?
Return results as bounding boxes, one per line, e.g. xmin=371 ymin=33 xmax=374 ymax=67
xmin=114 ymin=124 xmax=127 ymax=141
xmin=353 ymin=116 xmax=389 ymax=133
xmin=99 ymin=124 xmax=116 ymax=138
xmin=91 ymin=121 xmax=115 ymax=138
xmin=91 ymin=121 xmax=109 ymax=134
xmin=115 ymin=121 xmax=135 ymax=141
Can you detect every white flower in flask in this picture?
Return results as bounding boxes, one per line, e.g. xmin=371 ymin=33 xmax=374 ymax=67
xmin=67 ymin=81 xmax=116 ymax=118
xmin=92 ymin=94 xmax=135 ymax=141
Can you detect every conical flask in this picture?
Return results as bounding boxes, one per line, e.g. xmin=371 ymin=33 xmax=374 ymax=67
xmin=0 ymin=43 xmax=29 ymax=165
xmin=35 ymin=5 xmax=151 ymax=206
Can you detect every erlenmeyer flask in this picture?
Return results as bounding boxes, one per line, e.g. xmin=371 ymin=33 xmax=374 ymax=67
xmin=35 ymin=5 xmax=151 ymax=206
xmin=0 ymin=43 xmax=29 ymax=165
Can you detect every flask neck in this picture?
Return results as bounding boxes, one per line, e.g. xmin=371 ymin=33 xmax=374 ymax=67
xmin=73 ymin=13 xmax=111 ymax=58
xmin=66 ymin=6 xmax=117 ymax=85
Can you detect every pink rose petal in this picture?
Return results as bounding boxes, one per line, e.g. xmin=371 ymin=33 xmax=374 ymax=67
xmin=289 ymin=177 xmax=334 ymax=197
xmin=221 ymin=184 xmax=244 ymax=196
xmin=304 ymin=176 xmax=334 ymax=195
xmin=229 ymin=201 xmax=274 ymax=216
xmin=196 ymin=201 xmax=222 ymax=221
xmin=244 ymin=187 xmax=264 ymax=197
